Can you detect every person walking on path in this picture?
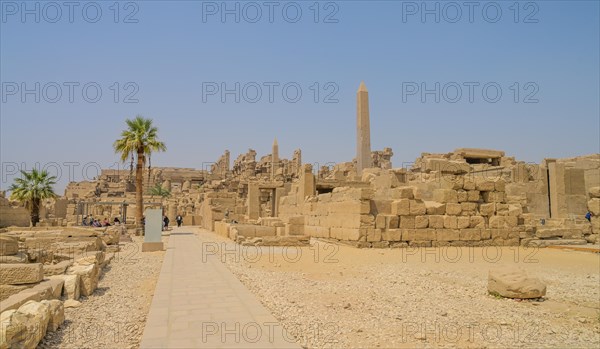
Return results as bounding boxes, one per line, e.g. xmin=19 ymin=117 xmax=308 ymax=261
xmin=163 ymin=215 xmax=170 ymax=231
xmin=176 ymin=214 xmax=183 ymax=227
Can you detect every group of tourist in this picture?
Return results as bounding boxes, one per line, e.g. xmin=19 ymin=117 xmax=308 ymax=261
xmin=82 ymin=215 xmax=121 ymax=227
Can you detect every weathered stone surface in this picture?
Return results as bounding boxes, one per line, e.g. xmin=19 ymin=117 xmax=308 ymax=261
xmin=0 ymin=252 xmax=28 ymax=264
xmin=446 ymin=203 xmax=462 ymax=215
xmin=0 ymin=284 xmax=32 ymax=302
xmin=588 ymin=186 xmax=600 ymax=198
xmin=479 ymin=203 xmax=496 ymax=216
xmin=433 ymin=189 xmax=458 ymax=203
xmin=399 ymin=216 xmax=415 ymax=229
xmin=43 ymin=260 xmax=73 ymax=276
xmin=1 ymin=300 xmax=51 ymax=349
xmin=409 ymin=200 xmax=427 ymax=216
xmin=67 ymin=264 xmax=98 ymax=296
xmin=38 ymin=278 xmax=64 ymax=299
xmin=0 ymin=290 xmax=42 ymax=314
xmin=428 ymin=215 xmax=445 ymax=229
xmin=424 ymin=201 xmax=446 ymax=215
xmin=0 ymin=236 xmax=19 ymax=256
xmin=63 ymin=299 xmax=82 ymax=308
xmin=381 ymin=229 xmax=402 ymax=241
xmin=41 ymin=299 xmax=64 ymax=332
xmin=443 ymin=216 xmax=458 ymax=229
xmin=415 ymin=216 xmax=429 ymax=229
xmin=391 ymin=199 xmax=410 ymax=216
xmin=588 ymin=198 xmax=600 ymax=216
xmin=436 ymin=229 xmax=460 ymax=241
xmin=102 ymin=225 xmax=123 ymax=245
xmin=0 ymin=263 xmax=44 ymax=285
xmin=525 ymin=239 xmax=587 ymax=247
xmin=488 ymin=267 xmax=546 ymax=299
xmin=475 ymin=178 xmax=495 ymax=192
xmin=54 ymin=273 xmax=80 ymax=300
xmin=469 ymin=216 xmax=486 ymax=228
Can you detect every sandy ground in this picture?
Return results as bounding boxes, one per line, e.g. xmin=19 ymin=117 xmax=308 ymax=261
xmin=38 ymin=234 xmax=167 ymax=349
xmin=202 ymin=230 xmax=600 ymax=349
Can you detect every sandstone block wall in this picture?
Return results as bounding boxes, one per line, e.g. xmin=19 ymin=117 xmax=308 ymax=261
xmin=279 ymin=179 xmax=529 ymax=247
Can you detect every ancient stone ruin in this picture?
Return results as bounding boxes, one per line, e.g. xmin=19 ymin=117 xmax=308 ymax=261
xmin=2 ymin=83 xmax=597 ymax=251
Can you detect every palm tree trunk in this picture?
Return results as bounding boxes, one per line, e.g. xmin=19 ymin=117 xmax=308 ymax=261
xmin=31 ymin=199 xmax=40 ymax=227
xmin=136 ymin=149 xmax=145 ymax=232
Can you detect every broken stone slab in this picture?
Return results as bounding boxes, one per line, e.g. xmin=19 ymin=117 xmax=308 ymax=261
xmin=488 ymin=267 xmax=546 ymax=299
xmin=36 ymin=278 xmax=64 ymax=300
xmin=50 ymin=274 xmax=80 ymax=300
xmin=43 ymin=260 xmax=73 ymax=276
xmin=75 ymin=250 xmax=105 ymax=267
xmin=0 ymin=252 xmax=29 ymax=264
xmin=535 ymin=228 xmax=568 ymax=239
xmin=0 ymin=290 xmax=42 ymax=314
xmin=0 ymin=284 xmax=33 ymax=302
xmin=41 ymin=299 xmax=64 ymax=332
xmin=0 ymin=263 xmax=44 ymax=285
xmin=0 ymin=236 xmax=19 ymax=256
xmin=1 ymin=300 xmax=51 ymax=349
xmin=66 ymin=263 xmax=98 ymax=296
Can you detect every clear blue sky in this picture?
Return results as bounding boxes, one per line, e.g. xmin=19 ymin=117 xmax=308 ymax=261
xmin=1 ymin=0 xmax=599 ymax=192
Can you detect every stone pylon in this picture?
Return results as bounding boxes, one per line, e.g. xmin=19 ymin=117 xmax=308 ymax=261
xmin=271 ymin=138 xmax=279 ymax=180
xmin=356 ymin=81 xmax=372 ymax=175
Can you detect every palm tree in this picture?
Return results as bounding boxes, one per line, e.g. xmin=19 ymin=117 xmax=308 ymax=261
xmin=9 ymin=169 xmax=57 ymax=227
xmin=148 ymin=183 xmax=171 ymax=198
xmin=113 ymin=116 xmax=166 ymax=231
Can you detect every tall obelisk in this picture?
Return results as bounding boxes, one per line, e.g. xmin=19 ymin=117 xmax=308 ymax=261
xmin=356 ymin=81 xmax=372 ymax=175
xmin=271 ymin=138 xmax=279 ymax=180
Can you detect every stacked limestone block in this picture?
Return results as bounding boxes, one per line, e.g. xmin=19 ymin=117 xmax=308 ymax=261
xmin=374 ymin=177 xmax=525 ymax=247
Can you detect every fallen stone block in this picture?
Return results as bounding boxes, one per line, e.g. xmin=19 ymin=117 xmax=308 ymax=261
xmin=43 ymin=260 xmax=73 ymax=276
xmin=0 ymin=236 xmax=19 ymax=256
xmin=36 ymin=278 xmax=64 ymax=300
xmin=0 ymin=263 xmax=44 ymax=285
xmin=67 ymin=264 xmax=98 ymax=296
xmin=41 ymin=299 xmax=64 ymax=332
xmin=0 ymin=290 xmax=42 ymax=314
xmin=10 ymin=300 xmax=51 ymax=348
xmin=488 ymin=267 xmax=546 ymax=299
xmin=0 ymin=252 xmax=29 ymax=264
xmin=0 ymin=284 xmax=33 ymax=302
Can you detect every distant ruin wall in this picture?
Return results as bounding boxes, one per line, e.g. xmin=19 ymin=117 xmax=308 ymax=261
xmin=278 ymin=178 xmax=533 ymax=247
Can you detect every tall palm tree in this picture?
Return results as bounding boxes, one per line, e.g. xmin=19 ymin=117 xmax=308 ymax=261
xmin=113 ymin=116 xmax=166 ymax=230
xmin=9 ymin=169 xmax=57 ymax=227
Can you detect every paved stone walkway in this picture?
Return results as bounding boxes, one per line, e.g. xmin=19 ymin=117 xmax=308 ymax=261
xmin=140 ymin=228 xmax=300 ymax=348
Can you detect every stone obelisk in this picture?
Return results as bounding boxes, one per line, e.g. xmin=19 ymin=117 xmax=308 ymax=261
xmin=356 ymin=81 xmax=372 ymax=175
xmin=271 ymin=138 xmax=279 ymax=180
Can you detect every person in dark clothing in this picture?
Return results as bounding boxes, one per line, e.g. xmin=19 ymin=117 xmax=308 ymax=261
xmin=176 ymin=214 xmax=183 ymax=227
xmin=163 ymin=215 xmax=170 ymax=231
xmin=585 ymin=211 xmax=592 ymax=222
